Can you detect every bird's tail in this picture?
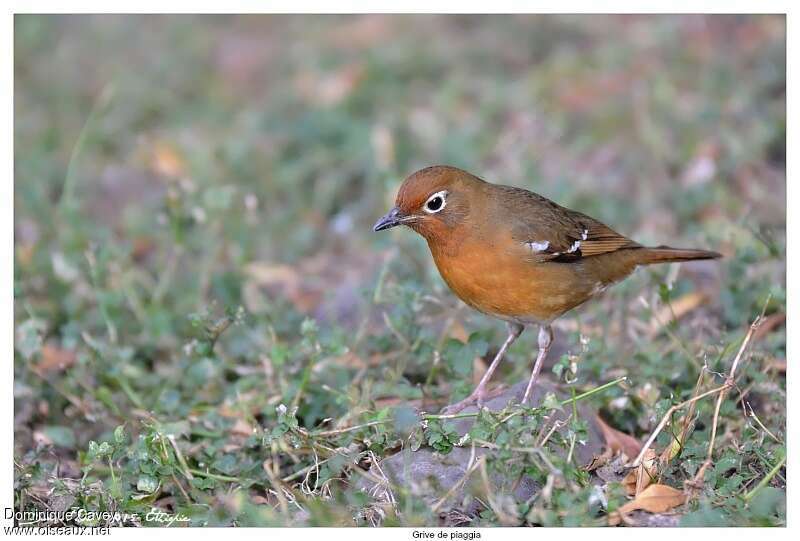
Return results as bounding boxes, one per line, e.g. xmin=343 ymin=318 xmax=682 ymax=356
xmin=635 ymin=245 xmax=722 ymax=265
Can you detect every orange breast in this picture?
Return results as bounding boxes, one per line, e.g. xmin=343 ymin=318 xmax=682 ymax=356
xmin=428 ymin=234 xmax=637 ymax=324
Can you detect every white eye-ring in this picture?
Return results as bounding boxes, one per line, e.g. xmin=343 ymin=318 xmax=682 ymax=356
xmin=423 ymin=190 xmax=448 ymax=214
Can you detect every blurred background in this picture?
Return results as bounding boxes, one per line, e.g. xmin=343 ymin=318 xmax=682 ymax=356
xmin=14 ymin=15 xmax=785 ymax=526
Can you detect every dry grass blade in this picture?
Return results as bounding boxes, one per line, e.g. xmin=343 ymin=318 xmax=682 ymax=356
xmin=629 ymin=384 xmax=728 ymax=468
xmin=632 ymin=297 xmax=769 ymax=470
xmin=431 ymin=448 xmax=482 ymax=513
xmin=689 ymin=298 xmax=768 ymax=488
xmin=659 ymin=366 xmax=707 ymax=466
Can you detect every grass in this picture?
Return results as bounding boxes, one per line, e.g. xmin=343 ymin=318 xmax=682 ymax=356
xmin=13 ymin=14 xmax=785 ymax=527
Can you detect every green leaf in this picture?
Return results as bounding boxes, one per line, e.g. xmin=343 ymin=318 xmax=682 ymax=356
xmin=749 ymin=487 xmax=785 ymax=519
xmin=41 ymin=426 xmax=76 ymax=449
xmin=212 ymin=454 xmax=239 ymax=475
xmin=87 ymin=440 xmax=113 ymax=460
xmin=300 ymin=317 xmax=318 ymax=336
xmin=16 ymin=318 xmax=45 ymax=360
xmin=137 ymin=475 xmax=159 ymax=494
xmin=658 ymin=282 xmax=671 ymax=303
xmin=680 ymin=507 xmax=729 ymax=527
xmin=392 ymin=405 xmax=419 ymax=434
xmin=542 ymin=392 xmax=563 ymax=411
xmin=159 ymin=420 xmax=190 ymax=438
xmin=191 ymin=477 xmax=217 ymax=491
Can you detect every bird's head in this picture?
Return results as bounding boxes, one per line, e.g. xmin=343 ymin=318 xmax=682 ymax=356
xmin=373 ymin=165 xmax=483 ymax=241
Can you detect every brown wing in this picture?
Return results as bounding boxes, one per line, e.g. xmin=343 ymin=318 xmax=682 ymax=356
xmin=498 ymin=186 xmax=640 ymax=262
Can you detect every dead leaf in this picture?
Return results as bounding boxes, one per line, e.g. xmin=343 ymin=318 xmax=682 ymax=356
xmin=595 ymin=415 xmax=642 ymax=460
xmin=35 ymin=343 xmax=77 ymax=374
xmin=622 ymin=449 xmax=657 ymax=495
xmin=244 ymin=262 xmax=299 ymax=288
xmin=608 ymin=485 xmax=686 ymax=526
xmin=17 ymin=244 xmax=35 ymax=266
xmin=331 ymin=352 xmax=368 ymax=369
xmin=250 ymin=494 xmax=271 ymax=505
xmin=294 ymin=64 xmax=365 ymax=107
xmin=585 ymin=453 xmax=611 ymax=472
xmin=681 ymin=142 xmax=719 ymax=187
xmin=649 ymin=291 xmax=708 ymax=337
xmin=448 ymin=319 xmax=470 ymax=343
xmin=231 ymin=418 xmax=254 ymax=437
xmin=373 ymin=397 xmax=424 ymax=410
xmin=131 ymin=236 xmax=156 ymax=262
xmin=244 ymin=249 xmax=382 ymax=320
xmin=609 ymin=484 xmax=686 ymax=525
xmin=472 ymin=356 xmax=487 ymax=385
xmin=151 ymin=141 xmax=186 ymax=179
xmin=244 ymin=262 xmax=320 ymax=312
xmin=328 ymin=16 xmax=393 ymax=50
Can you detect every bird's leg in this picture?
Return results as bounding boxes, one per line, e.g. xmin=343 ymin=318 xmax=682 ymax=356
xmin=522 ymin=325 xmax=553 ymax=405
xmin=441 ymin=322 xmax=524 ymax=414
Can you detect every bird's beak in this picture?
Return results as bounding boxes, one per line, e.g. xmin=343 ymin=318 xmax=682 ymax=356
xmin=373 ymin=207 xmax=403 ymax=232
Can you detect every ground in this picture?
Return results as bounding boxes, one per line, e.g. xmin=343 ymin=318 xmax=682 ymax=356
xmin=14 ymin=15 xmax=785 ymax=527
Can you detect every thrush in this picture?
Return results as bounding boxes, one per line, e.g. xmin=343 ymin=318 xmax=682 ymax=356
xmin=374 ymin=165 xmax=721 ymax=414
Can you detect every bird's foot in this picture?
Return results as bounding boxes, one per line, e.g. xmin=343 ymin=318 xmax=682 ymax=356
xmin=440 ymin=391 xmax=487 ymax=415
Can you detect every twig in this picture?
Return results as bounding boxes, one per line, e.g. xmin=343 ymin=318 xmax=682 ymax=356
xmin=187 ymin=468 xmax=241 ymax=483
xmin=538 ymin=418 xmax=567 ymax=448
xmin=425 ymin=411 xmax=481 ymax=421
xmin=170 ymin=472 xmax=192 ymax=504
xmin=262 ymin=460 xmax=290 ymax=515
xmin=59 ymin=83 xmax=113 ymax=215
xmin=282 ymin=456 xmax=332 ymax=483
xmin=167 ymin=435 xmax=195 ymax=480
xmin=382 ymin=311 xmax=412 ymax=350
xmin=427 ymin=376 xmax=627 ymax=424
xmin=309 ymin=377 xmax=626 ymax=441
xmin=478 ymin=456 xmax=516 ymax=525
xmin=291 ymin=344 xmax=321 ymax=411
xmin=632 ymin=299 xmax=768 ymax=469
xmin=311 ymin=419 xmax=390 ymax=437
xmin=746 ymin=403 xmax=782 ymax=443
xmin=661 ymin=365 xmax=707 ymax=464
xmin=560 ymin=377 xmax=628 ymax=406
xmin=431 ymin=448 xmax=482 ymax=513
xmin=630 ymin=384 xmax=729 ymax=467
xmin=474 ymin=440 xmax=562 ymax=478
xmin=692 ymin=299 xmax=768 ymax=485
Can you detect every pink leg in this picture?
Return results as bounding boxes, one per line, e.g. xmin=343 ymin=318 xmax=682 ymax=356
xmin=522 ymin=325 xmax=553 ymax=404
xmin=441 ymin=323 xmax=524 ymax=414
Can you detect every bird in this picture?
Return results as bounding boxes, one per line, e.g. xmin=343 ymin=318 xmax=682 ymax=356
xmin=373 ymin=165 xmax=721 ymax=414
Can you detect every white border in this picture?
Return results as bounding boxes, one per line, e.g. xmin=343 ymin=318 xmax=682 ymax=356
xmin=4 ymin=3 xmax=795 ymax=540
xmin=1 ymin=1 xmax=796 ymax=14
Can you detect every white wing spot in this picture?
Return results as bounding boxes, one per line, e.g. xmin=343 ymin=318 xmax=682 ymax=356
xmin=591 ymin=281 xmax=608 ymax=295
xmin=567 ymin=240 xmax=581 ymax=253
xmin=526 ymin=240 xmax=550 ymax=252
xmin=582 ymin=229 xmax=589 ymax=240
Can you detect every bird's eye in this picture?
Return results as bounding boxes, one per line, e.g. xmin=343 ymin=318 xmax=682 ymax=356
xmin=423 ymin=191 xmax=448 ymax=214
xmin=427 ymin=197 xmax=442 ymax=211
